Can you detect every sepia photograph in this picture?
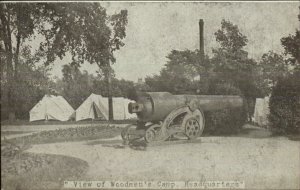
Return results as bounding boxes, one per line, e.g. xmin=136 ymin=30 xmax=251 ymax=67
xmin=1 ymin=1 xmax=300 ymax=190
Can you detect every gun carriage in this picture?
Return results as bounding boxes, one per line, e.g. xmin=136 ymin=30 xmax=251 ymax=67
xmin=121 ymin=92 xmax=243 ymax=144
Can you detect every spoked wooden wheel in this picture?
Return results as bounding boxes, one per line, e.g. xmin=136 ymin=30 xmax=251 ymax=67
xmin=121 ymin=124 xmax=137 ymax=144
xmin=144 ymin=124 xmax=161 ymax=143
xmin=182 ymin=109 xmax=205 ymax=140
xmin=185 ymin=118 xmax=201 ymax=140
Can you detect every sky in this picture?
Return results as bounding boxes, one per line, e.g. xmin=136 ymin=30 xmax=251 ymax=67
xmin=48 ymin=2 xmax=300 ymax=82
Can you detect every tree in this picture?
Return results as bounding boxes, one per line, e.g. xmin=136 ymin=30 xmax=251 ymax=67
xmin=92 ymin=76 xmax=135 ymax=98
xmin=38 ymin=3 xmax=128 ymax=120
xmin=1 ymin=53 xmax=54 ymax=120
xmin=212 ymin=20 xmax=251 ymax=84
xmin=0 ymin=4 xmax=53 ymax=120
xmin=212 ymin=19 xmax=262 ymax=121
xmin=281 ymin=6 xmax=300 ymax=68
xmin=267 ymin=7 xmax=300 ymax=133
xmin=0 ymin=3 xmax=128 ymax=120
xmin=37 ymin=3 xmax=128 ymax=67
xmin=55 ymin=63 xmax=93 ymax=109
xmin=269 ymin=70 xmax=300 ymax=133
xmin=55 ymin=64 xmax=136 ymax=109
xmin=144 ymin=20 xmax=250 ymax=134
xmin=145 ymin=49 xmax=211 ymax=94
xmin=281 ymin=31 xmax=300 ymax=65
xmin=0 ymin=3 xmax=43 ymax=120
xmin=14 ymin=64 xmax=54 ymax=119
xmin=258 ymin=51 xmax=289 ymax=93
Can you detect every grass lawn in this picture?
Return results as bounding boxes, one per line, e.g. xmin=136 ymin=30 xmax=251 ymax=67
xmin=9 ymin=125 xmax=122 ymax=144
xmin=1 ymin=131 xmax=35 ymax=135
xmin=1 ymin=119 xmax=137 ymax=126
xmin=1 ymin=125 xmax=123 ymax=190
xmin=1 ymin=139 xmax=89 ymax=190
xmin=2 ymin=151 xmax=88 ymax=190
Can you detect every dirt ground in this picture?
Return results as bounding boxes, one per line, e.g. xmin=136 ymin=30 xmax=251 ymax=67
xmin=26 ymin=127 xmax=300 ymax=189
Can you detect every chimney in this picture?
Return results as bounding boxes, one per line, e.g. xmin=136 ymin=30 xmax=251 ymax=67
xmin=199 ymin=19 xmax=204 ymax=58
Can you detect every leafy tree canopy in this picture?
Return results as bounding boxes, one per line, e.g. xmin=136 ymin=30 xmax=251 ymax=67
xmin=37 ymin=3 xmax=128 ymax=67
xmin=55 ymin=63 xmax=136 ymax=109
xmin=212 ymin=20 xmax=253 ymax=74
xmin=0 ymin=3 xmax=128 ymax=120
xmin=145 ymin=49 xmax=211 ymax=94
xmin=258 ymin=51 xmax=289 ymax=91
xmin=215 ymin=19 xmax=248 ymax=52
xmin=280 ymin=6 xmax=300 ymax=66
xmin=211 ymin=20 xmax=261 ymax=99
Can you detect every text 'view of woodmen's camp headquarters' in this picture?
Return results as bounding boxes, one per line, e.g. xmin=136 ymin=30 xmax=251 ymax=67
xmin=1 ymin=1 xmax=300 ymax=190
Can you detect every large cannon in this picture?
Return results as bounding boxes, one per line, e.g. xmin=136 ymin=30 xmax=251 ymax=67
xmin=121 ymin=92 xmax=243 ymax=144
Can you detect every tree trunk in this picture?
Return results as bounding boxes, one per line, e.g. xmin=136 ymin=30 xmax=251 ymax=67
xmin=0 ymin=7 xmax=16 ymax=121
xmin=107 ymin=63 xmax=114 ymax=121
xmin=15 ymin=34 xmax=21 ymax=78
xmin=7 ymin=54 xmax=15 ymax=121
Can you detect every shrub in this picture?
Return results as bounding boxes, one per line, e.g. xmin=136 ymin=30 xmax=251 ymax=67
xmin=202 ymin=82 xmax=247 ymax=135
xmin=204 ymin=105 xmax=247 ymax=135
xmin=208 ymin=82 xmax=242 ymax=95
xmin=269 ymin=71 xmax=300 ymax=134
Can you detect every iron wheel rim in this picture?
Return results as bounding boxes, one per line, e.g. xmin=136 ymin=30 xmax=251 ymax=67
xmin=185 ymin=118 xmax=200 ymax=139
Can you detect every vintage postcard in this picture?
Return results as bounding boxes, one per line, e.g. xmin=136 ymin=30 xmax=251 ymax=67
xmin=1 ymin=1 xmax=299 ymax=190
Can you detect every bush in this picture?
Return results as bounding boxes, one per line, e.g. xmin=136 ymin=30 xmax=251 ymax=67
xmin=208 ymin=82 xmax=242 ymax=95
xmin=269 ymin=71 xmax=300 ymax=134
xmin=202 ymin=82 xmax=247 ymax=135
xmin=204 ymin=106 xmax=247 ymax=135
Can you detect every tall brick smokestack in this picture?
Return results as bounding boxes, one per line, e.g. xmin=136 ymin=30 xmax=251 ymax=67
xmin=199 ymin=19 xmax=204 ymax=57
xmin=197 ymin=19 xmax=204 ymax=89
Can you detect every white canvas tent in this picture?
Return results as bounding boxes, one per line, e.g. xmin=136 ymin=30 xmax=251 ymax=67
xmin=30 ymin=95 xmax=75 ymax=122
xmin=75 ymin=93 xmax=136 ymax=121
xmin=75 ymin=93 xmax=108 ymax=121
xmin=253 ymin=96 xmax=270 ymax=126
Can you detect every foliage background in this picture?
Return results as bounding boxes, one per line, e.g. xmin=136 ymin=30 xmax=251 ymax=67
xmin=1 ymin=3 xmax=299 ymax=135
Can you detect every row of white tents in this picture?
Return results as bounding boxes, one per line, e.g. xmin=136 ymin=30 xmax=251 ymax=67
xmin=29 ymin=93 xmax=136 ymax=122
xmin=30 ymin=93 xmax=271 ymax=126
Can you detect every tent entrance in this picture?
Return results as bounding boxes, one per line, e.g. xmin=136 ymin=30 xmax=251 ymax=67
xmin=92 ymin=102 xmax=105 ymax=120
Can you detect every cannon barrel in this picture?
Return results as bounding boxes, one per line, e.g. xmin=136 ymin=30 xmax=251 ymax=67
xmin=128 ymin=92 xmax=243 ymax=122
